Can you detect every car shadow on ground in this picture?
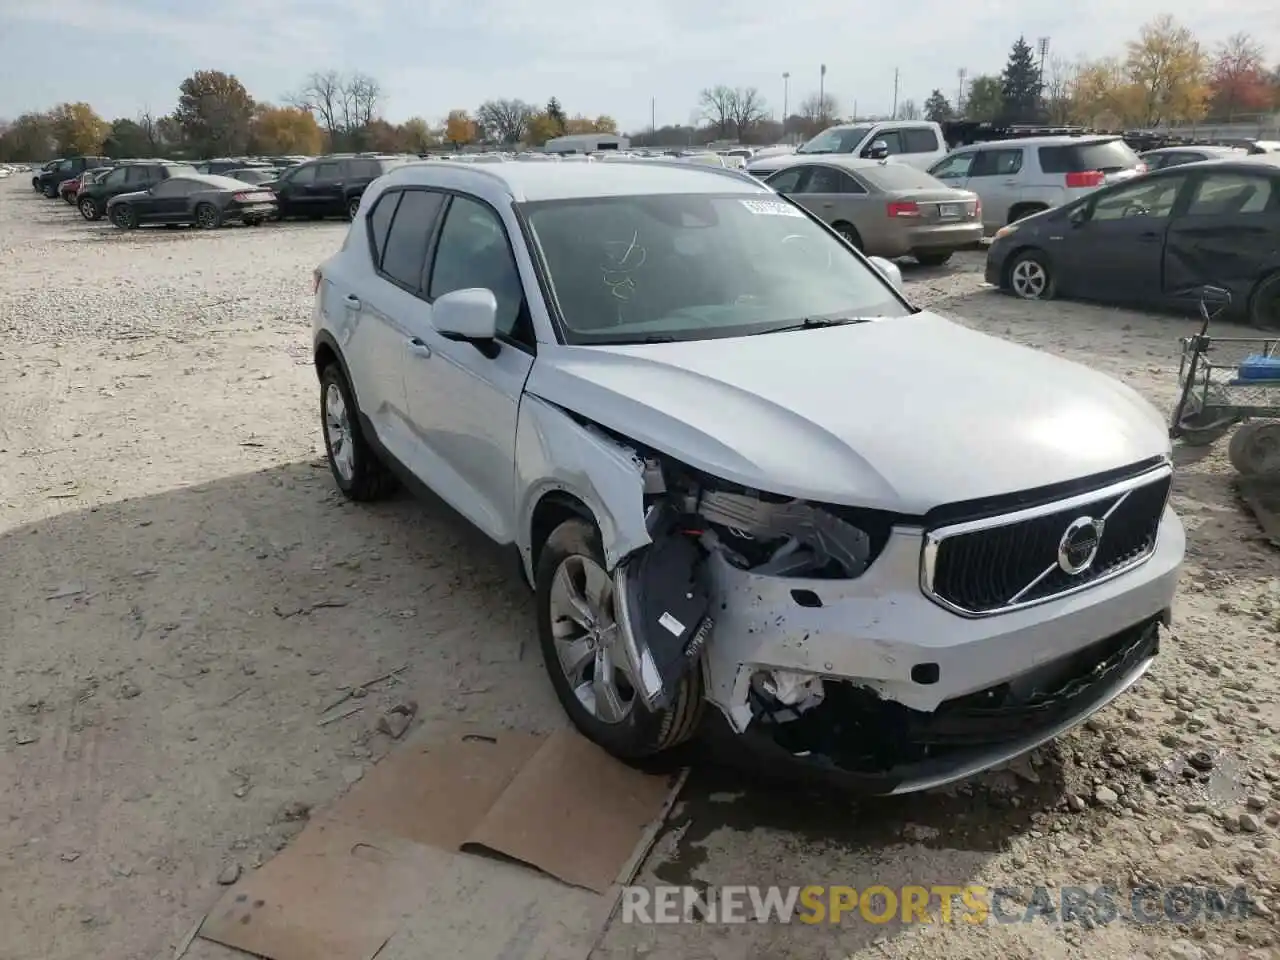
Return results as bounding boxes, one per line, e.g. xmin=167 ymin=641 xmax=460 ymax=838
xmin=0 ymin=459 xmax=1069 ymax=958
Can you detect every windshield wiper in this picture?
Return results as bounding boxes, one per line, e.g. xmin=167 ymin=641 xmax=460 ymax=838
xmin=759 ymin=317 xmax=870 ymax=334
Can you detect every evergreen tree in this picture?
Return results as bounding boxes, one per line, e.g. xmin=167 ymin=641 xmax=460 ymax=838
xmin=1000 ymin=36 xmax=1043 ymax=121
xmin=923 ymin=89 xmax=954 ymax=122
xmin=545 ymin=97 xmax=567 ymax=136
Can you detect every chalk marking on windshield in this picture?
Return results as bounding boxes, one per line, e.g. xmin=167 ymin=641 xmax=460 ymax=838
xmin=740 ymin=200 xmax=805 ymax=218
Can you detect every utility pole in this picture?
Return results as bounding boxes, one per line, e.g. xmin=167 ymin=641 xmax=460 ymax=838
xmin=957 ymin=68 xmax=967 ymax=114
xmin=891 ymin=68 xmax=899 ymax=119
xmin=819 ymin=64 xmax=826 ymax=124
xmin=782 ymin=71 xmax=790 ymax=127
xmin=650 ymin=98 xmax=656 ymax=132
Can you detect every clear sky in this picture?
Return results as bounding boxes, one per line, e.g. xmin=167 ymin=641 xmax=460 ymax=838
xmin=2 ymin=0 xmax=1278 ymax=131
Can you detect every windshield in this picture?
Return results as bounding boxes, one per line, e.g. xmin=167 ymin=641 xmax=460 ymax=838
xmin=520 ymin=193 xmax=909 ymax=344
xmin=798 ymin=125 xmax=874 ymax=155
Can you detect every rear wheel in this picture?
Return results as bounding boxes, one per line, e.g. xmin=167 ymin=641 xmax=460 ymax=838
xmin=1247 ymin=272 xmax=1280 ymax=331
xmin=535 ymin=517 xmax=703 ymax=759
xmin=319 ymin=364 xmax=396 ymax=501
xmin=832 ymin=221 xmax=863 ymax=250
xmin=79 ymin=198 xmax=101 ymax=221
xmin=1006 ymin=249 xmax=1054 ymax=300
xmin=915 ymin=251 xmax=953 ymax=267
xmin=346 ymin=197 xmax=360 ymax=221
xmin=195 ymin=203 xmax=222 ymax=230
xmin=43 ymin=183 xmax=58 ymax=198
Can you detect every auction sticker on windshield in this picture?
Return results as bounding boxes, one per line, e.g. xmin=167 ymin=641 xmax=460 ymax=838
xmin=741 ymin=199 xmax=805 ymax=217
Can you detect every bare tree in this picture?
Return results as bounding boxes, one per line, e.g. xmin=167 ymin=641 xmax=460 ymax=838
xmin=698 ymin=85 xmax=735 ymax=138
xmin=799 ymin=92 xmax=839 ymax=126
xmin=289 ymin=70 xmax=345 ymax=146
xmin=728 ymin=87 xmax=768 ymax=141
xmin=138 ymin=107 xmax=163 ymax=154
xmin=896 ymin=98 xmax=920 ymax=120
xmin=476 ymin=99 xmax=536 ymax=144
xmin=1043 ymin=56 xmax=1077 ymax=124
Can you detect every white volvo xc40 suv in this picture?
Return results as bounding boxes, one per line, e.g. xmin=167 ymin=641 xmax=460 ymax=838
xmin=311 ymin=158 xmax=1184 ymax=794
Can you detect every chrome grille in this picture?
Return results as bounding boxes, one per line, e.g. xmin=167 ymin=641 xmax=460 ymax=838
xmin=921 ymin=466 xmax=1173 ymax=617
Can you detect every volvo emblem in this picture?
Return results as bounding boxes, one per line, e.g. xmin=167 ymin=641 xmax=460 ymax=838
xmin=1058 ymin=516 xmax=1104 ymax=575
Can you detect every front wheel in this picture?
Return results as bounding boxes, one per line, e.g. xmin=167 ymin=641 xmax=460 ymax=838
xmin=110 ymin=205 xmax=137 ymax=230
xmin=535 ymin=518 xmax=703 ymax=759
xmin=319 ymin=364 xmax=396 ymax=501
xmin=346 ymin=197 xmax=360 ymax=221
xmin=1006 ymin=249 xmax=1054 ymax=300
xmin=43 ymin=184 xmax=58 ymax=198
xmin=832 ymin=221 xmax=863 ymax=250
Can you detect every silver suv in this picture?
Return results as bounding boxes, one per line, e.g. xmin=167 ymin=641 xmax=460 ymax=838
xmin=929 ymin=136 xmax=1146 ymax=233
xmin=312 ymin=158 xmax=1182 ymax=793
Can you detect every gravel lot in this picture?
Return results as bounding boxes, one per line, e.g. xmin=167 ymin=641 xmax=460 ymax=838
xmin=1 ymin=177 xmax=1278 ymax=960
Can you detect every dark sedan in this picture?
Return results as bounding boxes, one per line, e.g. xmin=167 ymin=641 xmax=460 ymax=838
xmin=106 ymin=174 xmax=278 ymax=230
xmin=223 ymin=167 xmax=283 ymax=185
xmin=985 ymin=156 xmax=1280 ymax=329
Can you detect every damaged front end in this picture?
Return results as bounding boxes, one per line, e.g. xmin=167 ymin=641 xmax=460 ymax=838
xmin=609 ymin=454 xmax=893 ymax=716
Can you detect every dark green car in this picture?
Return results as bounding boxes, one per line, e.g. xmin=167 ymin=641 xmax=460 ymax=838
xmin=77 ymin=161 xmax=197 ymax=221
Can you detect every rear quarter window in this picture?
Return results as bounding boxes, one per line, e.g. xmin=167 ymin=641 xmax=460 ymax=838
xmin=1038 ymin=139 xmax=1141 ymax=174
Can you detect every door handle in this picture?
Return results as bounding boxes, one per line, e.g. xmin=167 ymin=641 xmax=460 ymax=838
xmin=1002 ymin=178 xmax=1018 ymax=184
xmin=1137 ymin=232 xmax=1160 ymax=243
xmin=407 ymin=337 xmax=432 ymax=359
xmin=344 ymin=295 xmax=362 ymax=310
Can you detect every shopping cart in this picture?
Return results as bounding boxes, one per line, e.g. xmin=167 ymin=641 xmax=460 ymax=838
xmin=1170 ymin=286 xmax=1280 ymax=475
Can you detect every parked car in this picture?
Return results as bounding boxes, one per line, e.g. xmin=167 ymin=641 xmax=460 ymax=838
xmin=747 ymin=121 xmax=947 ymax=177
xmin=107 ymin=173 xmax=278 ymax=229
xmin=764 ymin=158 xmax=981 ymax=264
xmin=192 ymin=158 xmax=275 ymax=176
xmin=929 ymin=136 xmax=1147 ymax=233
xmin=311 ymin=158 xmax=1183 ymax=793
xmin=986 ymin=155 xmax=1280 ymax=329
xmin=59 ymin=166 xmax=112 ymax=203
xmin=32 ymin=159 xmax=63 ymax=191
xmin=34 ymin=155 xmax=110 ymax=197
xmin=273 ymin=155 xmax=411 ymax=221
xmin=1139 ymin=145 xmax=1249 ymax=170
xmin=223 ymin=167 xmax=283 ymax=185
xmin=77 ymin=161 xmax=197 ymax=220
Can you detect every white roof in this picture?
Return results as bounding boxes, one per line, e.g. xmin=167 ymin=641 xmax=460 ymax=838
xmin=381 ymin=158 xmax=769 ymax=202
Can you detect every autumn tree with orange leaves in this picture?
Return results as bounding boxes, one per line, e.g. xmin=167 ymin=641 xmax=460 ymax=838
xmin=1208 ymin=32 xmax=1273 ymax=119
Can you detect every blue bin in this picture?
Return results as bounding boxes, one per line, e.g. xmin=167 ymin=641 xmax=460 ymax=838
xmin=1237 ymin=355 xmax=1280 ymax=381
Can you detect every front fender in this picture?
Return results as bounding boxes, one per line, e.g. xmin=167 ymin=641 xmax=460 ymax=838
xmin=513 ymin=394 xmax=651 ymax=579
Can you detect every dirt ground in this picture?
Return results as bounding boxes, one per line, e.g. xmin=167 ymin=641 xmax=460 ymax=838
xmin=1 ymin=178 xmax=1278 ymax=960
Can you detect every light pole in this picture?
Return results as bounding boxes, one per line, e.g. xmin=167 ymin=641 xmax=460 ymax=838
xmin=1037 ymin=37 xmax=1050 ymax=87
xmin=819 ymin=64 xmax=826 ymax=124
xmin=782 ymin=72 xmax=790 ymax=126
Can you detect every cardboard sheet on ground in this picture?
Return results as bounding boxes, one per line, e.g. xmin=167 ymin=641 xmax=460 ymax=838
xmin=199 ymin=728 xmax=683 ymax=960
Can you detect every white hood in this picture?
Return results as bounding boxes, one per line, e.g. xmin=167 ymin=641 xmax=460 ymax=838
xmin=525 ymin=312 xmax=1170 ymax=514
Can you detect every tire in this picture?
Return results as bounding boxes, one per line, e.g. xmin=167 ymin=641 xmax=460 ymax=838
xmin=346 ymin=197 xmax=360 ymax=221
xmin=833 ymin=221 xmax=863 ymax=250
xmin=1247 ymin=272 xmax=1280 ymax=331
xmin=110 ymin=205 xmax=137 ymax=230
xmin=195 ymin=203 xmax=222 ymax=230
xmin=79 ymin=198 xmax=101 ymax=221
xmin=1006 ymin=248 xmax=1054 ymax=300
xmin=535 ymin=517 xmax=704 ymax=760
xmin=915 ymin=251 xmax=953 ymax=267
xmin=43 ymin=183 xmax=58 ymax=198
xmin=319 ymin=363 xmax=396 ymax=501
xmin=1228 ymin=421 xmax=1280 ymax=475
xmin=63 ymin=192 xmax=76 ymax=205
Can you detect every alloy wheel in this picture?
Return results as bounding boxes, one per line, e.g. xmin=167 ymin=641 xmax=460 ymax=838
xmin=196 ymin=205 xmax=217 ymax=229
xmin=1010 ymin=259 xmax=1048 ymax=299
xmin=323 ymin=382 xmax=355 ymax=485
xmin=547 ymin=554 xmax=635 ymax=724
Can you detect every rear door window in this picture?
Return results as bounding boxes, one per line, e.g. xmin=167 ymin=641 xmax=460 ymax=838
xmin=315 ymin=162 xmax=341 ymax=181
xmin=902 ymin=127 xmax=939 ymax=153
xmin=1039 ymin=139 xmax=1141 ymax=173
xmin=124 ymin=165 xmax=150 ymax=185
xmin=1185 ymin=172 xmax=1276 ymax=216
xmin=379 ymin=189 xmax=446 ymax=291
xmin=347 ymin=159 xmax=381 ymax=179
xmin=287 ymin=165 xmax=317 ymax=186
xmin=802 ymin=166 xmax=861 ymax=194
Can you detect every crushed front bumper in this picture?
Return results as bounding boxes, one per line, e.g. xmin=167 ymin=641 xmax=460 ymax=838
xmin=699 ymin=507 xmax=1183 ymax=794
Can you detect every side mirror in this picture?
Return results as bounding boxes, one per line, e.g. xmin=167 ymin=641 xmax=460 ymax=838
xmin=433 ymin=288 xmax=500 ymax=354
xmin=864 ymin=140 xmax=890 ymax=160
xmin=1068 ymin=205 xmax=1088 ymax=226
xmin=868 ymin=256 xmax=903 ymax=291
